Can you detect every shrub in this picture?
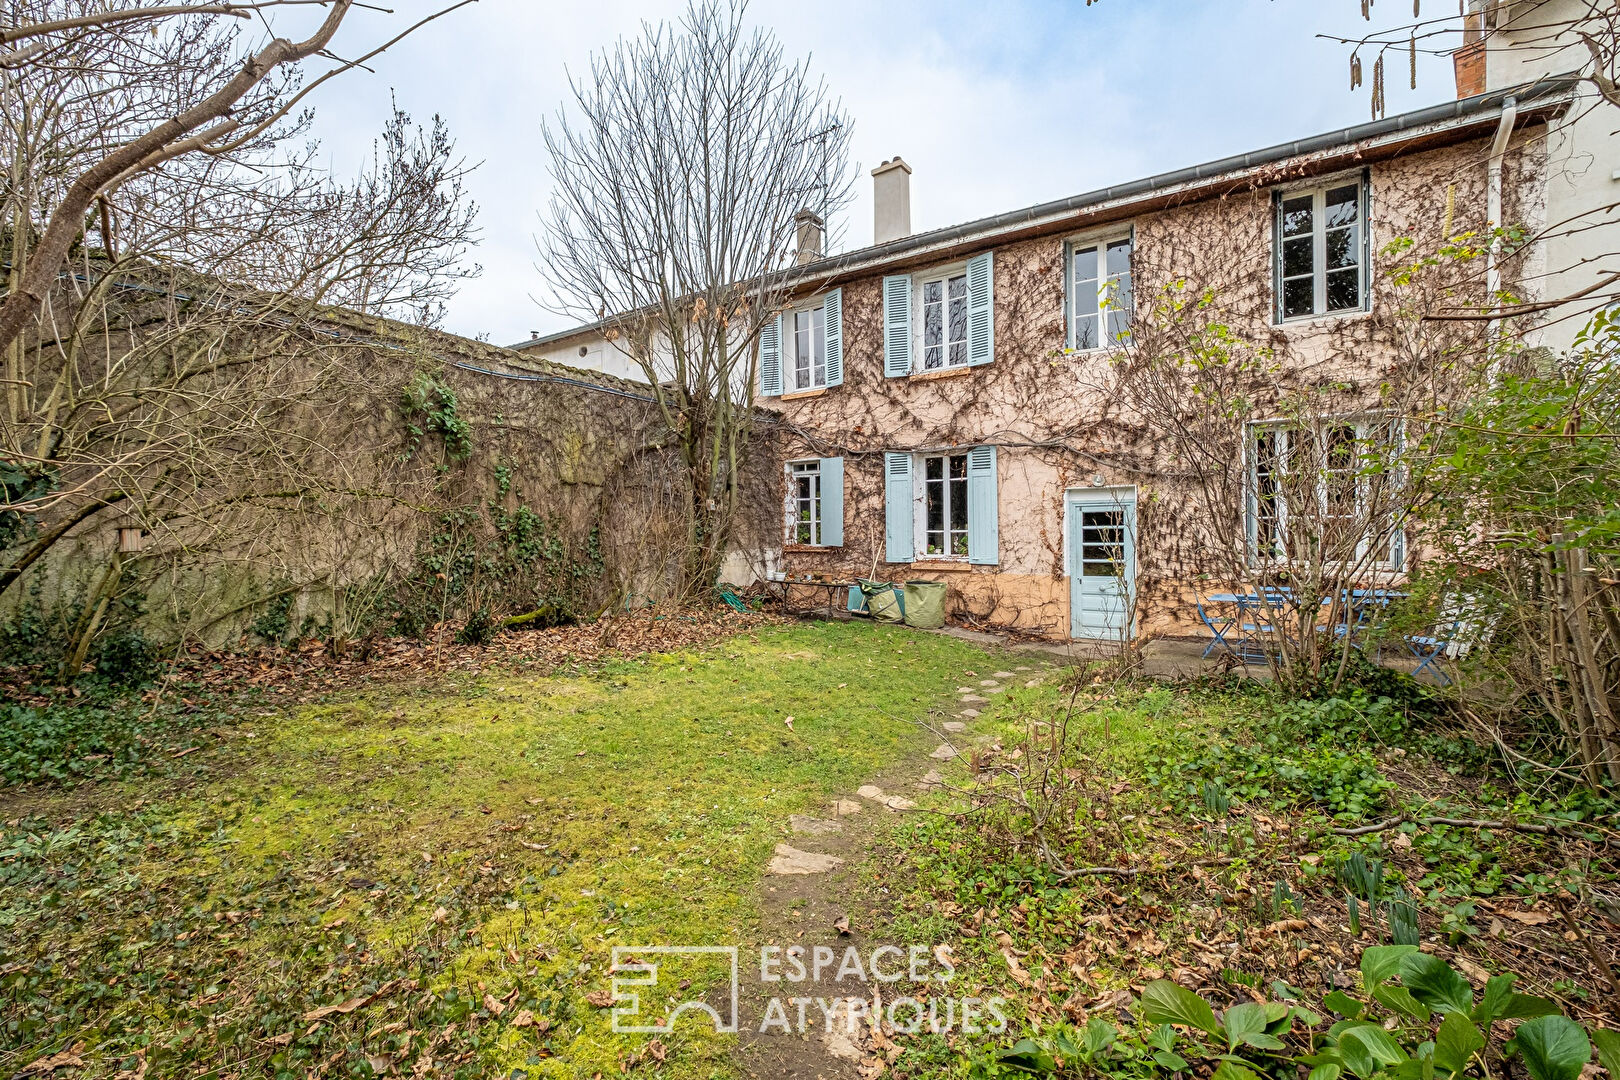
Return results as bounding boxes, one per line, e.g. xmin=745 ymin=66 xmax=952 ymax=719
xmin=92 ymin=629 xmax=159 ymax=687
xmin=455 ymin=608 xmax=497 ymax=645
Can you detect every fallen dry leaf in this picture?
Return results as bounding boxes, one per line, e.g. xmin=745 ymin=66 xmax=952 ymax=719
xmin=19 ymin=1043 xmax=87 ymax=1077
xmin=834 ymin=915 xmax=851 ymax=935
xmin=1501 ymin=909 xmax=1556 ymax=925
xmin=584 ymin=989 xmax=615 ymax=1008
xmin=483 ymin=993 xmax=506 ymax=1017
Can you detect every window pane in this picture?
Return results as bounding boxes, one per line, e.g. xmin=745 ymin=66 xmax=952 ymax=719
xmin=1105 ymin=238 xmax=1131 ymax=277
xmin=812 ymin=306 xmax=826 ymax=367
xmin=1326 ymin=268 xmax=1360 ymax=311
xmin=1326 ymin=226 xmax=1359 ymax=270
xmin=949 ymin=454 xmax=968 ymax=480
xmin=1073 ymin=247 xmax=1098 ymax=286
xmin=1325 ymin=185 xmax=1359 ymax=228
xmin=1283 ymin=277 xmax=1314 ymax=318
xmin=923 ymin=281 xmax=943 ymax=369
xmin=926 ymin=456 xmax=943 ymax=481
xmin=1281 ymin=195 xmax=1313 ymax=237
xmin=949 ymin=292 xmax=968 ymax=352
xmin=948 ymin=274 xmax=967 ymax=301
xmin=1106 ymin=272 xmax=1132 ymax=343
xmin=1074 ymin=314 xmax=1098 ymax=351
xmin=1282 ymin=235 xmax=1313 ymax=278
xmin=794 ymin=310 xmax=810 ymax=383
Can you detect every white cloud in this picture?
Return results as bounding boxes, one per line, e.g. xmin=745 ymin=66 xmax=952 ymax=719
xmin=293 ymin=0 xmax=1460 ymax=345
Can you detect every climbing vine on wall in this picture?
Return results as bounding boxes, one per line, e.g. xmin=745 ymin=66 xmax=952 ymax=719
xmin=400 ymin=372 xmax=473 ymax=462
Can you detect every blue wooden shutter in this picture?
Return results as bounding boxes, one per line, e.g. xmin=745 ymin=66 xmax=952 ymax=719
xmin=819 ymin=456 xmax=844 ymax=547
xmin=823 ymin=289 xmax=843 ymax=387
xmin=884 ymin=452 xmax=913 ymax=563
xmin=966 ymin=251 xmax=994 ymax=366
xmin=882 ymin=276 xmax=911 ymax=377
xmin=759 ymin=314 xmax=782 ymax=397
xmin=967 ymin=445 xmax=999 ymax=565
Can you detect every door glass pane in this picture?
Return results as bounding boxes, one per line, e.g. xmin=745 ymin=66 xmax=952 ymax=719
xmin=1079 ymin=510 xmax=1124 ymax=577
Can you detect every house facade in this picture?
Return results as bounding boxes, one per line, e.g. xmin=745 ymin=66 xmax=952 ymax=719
xmin=756 ymin=79 xmax=1582 ymax=641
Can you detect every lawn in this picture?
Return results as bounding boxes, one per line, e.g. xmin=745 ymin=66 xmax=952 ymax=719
xmin=1 ymin=619 xmax=1001 ymax=1079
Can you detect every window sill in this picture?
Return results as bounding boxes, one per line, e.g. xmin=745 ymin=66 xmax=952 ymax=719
xmin=905 ymin=559 xmax=984 ymax=572
xmin=1273 ymin=308 xmax=1374 ymax=331
xmin=909 ymin=364 xmax=976 ymax=382
xmin=782 ymin=544 xmax=839 ymax=553
xmin=780 ymin=387 xmax=829 ymax=401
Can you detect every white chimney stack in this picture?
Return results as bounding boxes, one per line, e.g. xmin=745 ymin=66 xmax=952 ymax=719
xmin=794 ymin=209 xmax=825 ymax=264
xmin=872 ymin=157 xmax=912 ymax=245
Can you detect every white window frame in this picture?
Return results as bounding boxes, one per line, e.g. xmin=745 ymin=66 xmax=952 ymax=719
xmin=1244 ymin=416 xmax=1405 ymax=570
xmin=914 ymin=264 xmax=971 ymax=372
xmin=1274 ymin=175 xmax=1369 ymax=323
xmin=786 ymin=303 xmax=827 ymax=392
xmin=914 ymin=451 xmax=971 ymax=559
xmin=786 ymin=459 xmax=823 ymax=546
xmin=1067 ymin=233 xmax=1133 ymax=352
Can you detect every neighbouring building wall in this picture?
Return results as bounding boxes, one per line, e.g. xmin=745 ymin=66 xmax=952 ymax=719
xmin=760 ymin=130 xmax=1548 ymax=641
xmin=1482 ymin=0 xmax=1620 ymax=351
xmin=512 ymin=329 xmax=649 ymax=384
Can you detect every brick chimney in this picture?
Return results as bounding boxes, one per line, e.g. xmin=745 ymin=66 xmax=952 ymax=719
xmin=872 ymin=157 xmax=912 ymax=245
xmin=1453 ymin=8 xmax=1485 ymax=98
xmin=794 ymin=209 xmax=824 ymax=264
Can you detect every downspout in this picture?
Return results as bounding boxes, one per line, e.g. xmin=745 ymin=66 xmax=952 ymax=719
xmin=1485 ymin=94 xmax=1518 ymax=335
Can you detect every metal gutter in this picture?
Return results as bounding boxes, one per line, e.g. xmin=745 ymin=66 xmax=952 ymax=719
xmin=510 ymin=74 xmax=1577 ymax=351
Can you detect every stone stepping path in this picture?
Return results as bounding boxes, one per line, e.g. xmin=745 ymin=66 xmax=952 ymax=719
xmin=856 ymin=784 xmax=915 ymax=811
xmin=767 ymin=843 xmax=843 ymax=875
xmin=830 ymin=798 xmax=862 ymax=817
xmin=942 ymin=721 xmax=966 ymax=733
xmin=929 ymin=743 xmax=959 ymax=761
xmin=959 ymin=694 xmax=990 ymax=705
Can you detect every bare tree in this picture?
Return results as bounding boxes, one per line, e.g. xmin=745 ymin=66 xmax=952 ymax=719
xmin=0 ymin=2 xmax=480 ymax=674
xmin=538 ymin=0 xmax=854 ymax=596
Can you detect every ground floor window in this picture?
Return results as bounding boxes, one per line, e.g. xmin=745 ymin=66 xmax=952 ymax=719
xmin=923 ymin=453 xmax=970 ymax=557
xmin=789 ymin=460 xmax=822 ymax=546
xmin=1247 ymin=418 xmax=1403 ymax=567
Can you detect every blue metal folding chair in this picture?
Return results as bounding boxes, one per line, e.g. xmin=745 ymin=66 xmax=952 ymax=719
xmin=1196 ymin=594 xmax=1238 ymax=658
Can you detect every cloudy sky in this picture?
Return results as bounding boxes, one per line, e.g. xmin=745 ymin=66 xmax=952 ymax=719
xmin=292 ymin=0 xmax=1457 ymax=346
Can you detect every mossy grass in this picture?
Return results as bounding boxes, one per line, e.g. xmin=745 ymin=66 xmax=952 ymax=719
xmin=2 ymin=620 xmax=999 ymax=1079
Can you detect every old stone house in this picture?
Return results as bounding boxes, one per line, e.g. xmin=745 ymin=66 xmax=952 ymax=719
xmin=745 ymin=76 xmax=1581 ymax=642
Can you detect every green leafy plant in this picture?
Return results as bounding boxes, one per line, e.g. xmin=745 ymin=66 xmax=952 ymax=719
xmin=981 ymin=946 xmax=1604 ymax=1080
xmin=400 ymin=371 xmax=473 ymax=462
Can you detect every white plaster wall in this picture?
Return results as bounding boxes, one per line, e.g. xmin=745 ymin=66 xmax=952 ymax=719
xmin=1485 ymin=0 xmax=1620 ymax=351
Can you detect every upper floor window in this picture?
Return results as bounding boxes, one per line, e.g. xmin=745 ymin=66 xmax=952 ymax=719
xmin=758 ymin=289 xmax=842 ymax=397
xmin=1069 ymin=235 xmax=1133 ymax=350
xmin=1275 ymin=179 xmax=1368 ymax=321
xmin=789 ymin=305 xmax=826 ymax=391
xmin=919 ymin=270 xmax=970 ymax=370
